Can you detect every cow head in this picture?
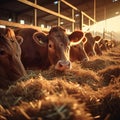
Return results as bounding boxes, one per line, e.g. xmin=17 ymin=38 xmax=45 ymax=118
xmin=84 ymin=32 xmax=102 ymax=57
xmin=85 ymin=32 xmax=95 ymax=45
xmin=0 ymin=28 xmax=26 ymax=84
xmin=33 ymin=26 xmax=84 ymax=71
xmin=69 ymin=31 xmax=89 ymax=62
xmin=93 ymin=36 xmax=102 ymax=56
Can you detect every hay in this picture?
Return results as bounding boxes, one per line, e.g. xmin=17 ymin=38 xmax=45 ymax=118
xmin=1 ymin=95 xmax=93 ymax=120
xmin=0 ymin=43 xmax=120 ymax=120
xmin=98 ymin=65 xmax=120 ymax=86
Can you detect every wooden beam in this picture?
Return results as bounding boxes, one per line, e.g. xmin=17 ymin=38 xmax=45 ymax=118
xmin=94 ymin=0 xmax=96 ymax=21
xmin=0 ymin=20 xmax=72 ymax=34
xmin=81 ymin=11 xmax=96 ymax=23
xmin=61 ymin=0 xmax=79 ymax=11
xmin=0 ymin=20 xmax=49 ymax=32
xmin=58 ymin=1 xmax=61 ymax=26
xmin=34 ymin=0 xmax=37 ymax=26
xmin=18 ymin=0 xmax=75 ymax=23
xmin=71 ymin=9 xmax=74 ymax=32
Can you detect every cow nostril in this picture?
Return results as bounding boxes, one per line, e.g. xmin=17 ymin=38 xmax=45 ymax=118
xmin=55 ymin=60 xmax=71 ymax=71
xmin=59 ymin=61 xmax=70 ymax=68
xmin=59 ymin=62 xmax=63 ymax=67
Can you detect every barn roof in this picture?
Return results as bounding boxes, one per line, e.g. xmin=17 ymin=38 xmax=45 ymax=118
xmin=0 ymin=0 xmax=120 ymax=31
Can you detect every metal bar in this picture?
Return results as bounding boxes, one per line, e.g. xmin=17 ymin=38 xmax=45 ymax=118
xmin=18 ymin=0 xmax=75 ymax=23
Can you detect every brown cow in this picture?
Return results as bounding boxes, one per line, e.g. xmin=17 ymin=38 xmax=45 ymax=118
xmin=0 ymin=28 xmax=26 ymax=89
xmin=99 ymin=39 xmax=116 ymax=51
xmin=105 ymin=39 xmax=115 ymax=49
xmin=83 ymin=32 xmax=102 ymax=57
xmin=99 ymin=39 xmax=108 ymax=51
xmin=69 ymin=31 xmax=89 ymax=62
xmin=94 ymin=36 xmax=102 ymax=56
xmin=15 ymin=26 xmax=84 ymax=71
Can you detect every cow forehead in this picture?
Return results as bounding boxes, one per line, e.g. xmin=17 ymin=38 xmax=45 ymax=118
xmin=49 ymin=31 xmax=69 ymax=45
xmin=0 ymin=34 xmax=10 ymax=47
xmin=48 ymin=37 xmax=70 ymax=49
xmin=0 ymin=34 xmax=19 ymax=53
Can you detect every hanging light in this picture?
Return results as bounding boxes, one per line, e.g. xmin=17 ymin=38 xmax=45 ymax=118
xmin=54 ymin=1 xmax=58 ymax=5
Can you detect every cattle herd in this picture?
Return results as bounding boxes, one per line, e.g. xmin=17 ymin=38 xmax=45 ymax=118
xmin=0 ymin=26 xmax=117 ymax=89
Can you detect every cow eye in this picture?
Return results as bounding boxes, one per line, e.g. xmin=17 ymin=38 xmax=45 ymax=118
xmin=0 ymin=49 xmax=6 ymax=55
xmin=48 ymin=44 xmax=52 ymax=48
xmin=59 ymin=43 xmax=64 ymax=48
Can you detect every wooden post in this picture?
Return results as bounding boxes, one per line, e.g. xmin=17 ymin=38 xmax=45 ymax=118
xmin=58 ymin=1 xmax=60 ymax=26
xmin=79 ymin=11 xmax=82 ymax=30
xmin=94 ymin=0 xmax=96 ymax=21
xmin=34 ymin=0 xmax=37 ymax=26
xmin=72 ymin=9 xmax=74 ymax=32
xmin=18 ymin=0 xmax=75 ymax=23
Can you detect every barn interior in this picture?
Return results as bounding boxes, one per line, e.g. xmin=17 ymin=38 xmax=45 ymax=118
xmin=0 ymin=1 xmax=120 ymax=120
xmin=0 ymin=0 xmax=120 ymax=40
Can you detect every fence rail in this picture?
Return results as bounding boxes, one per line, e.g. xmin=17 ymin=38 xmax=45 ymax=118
xmin=0 ymin=0 xmax=96 ymax=33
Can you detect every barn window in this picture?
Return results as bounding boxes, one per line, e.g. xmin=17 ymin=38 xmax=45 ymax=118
xmin=54 ymin=1 xmax=58 ymax=5
xmin=20 ymin=20 xmax=25 ymax=24
xmin=41 ymin=24 xmax=44 ymax=28
xmin=75 ymin=14 xmax=79 ymax=17
xmin=112 ymin=0 xmax=118 ymax=2
xmin=47 ymin=25 xmax=51 ymax=29
xmin=0 ymin=25 xmax=6 ymax=28
xmin=66 ymin=29 xmax=71 ymax=34
xmin=60 ymin=21 xmax=64 ymax=25
xmin=115 ymin=11 xmax=119 ymax=15
xmin=8 ymin=18 xmax=12 ymax=22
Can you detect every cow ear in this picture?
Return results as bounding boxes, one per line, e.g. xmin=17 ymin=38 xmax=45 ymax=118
xmin=6 ymin=28 xmax=15 ymax=38
xmin=33 ymin=32 xmax=48 ymax=46
xmin=82 ymin=37 xmax=87 ymax=43
xmin=16 ymin=36 xmax=23 ymax=45
xmin=69 ymin=31 xmax=84 ymax=46
xmin=94 ymin=36 xmax=101 ymax=42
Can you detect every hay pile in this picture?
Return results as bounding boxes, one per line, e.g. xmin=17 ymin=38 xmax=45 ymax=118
xmin=0 ymin=44 xmax=120 ymax=120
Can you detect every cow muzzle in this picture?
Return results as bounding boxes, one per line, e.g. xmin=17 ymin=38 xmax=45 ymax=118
xmin=55 ymin=60 xmax=71 ymax=71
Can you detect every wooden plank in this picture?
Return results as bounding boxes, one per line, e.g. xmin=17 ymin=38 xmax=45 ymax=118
xmin=58 ymin=1 xmax=61 ymax=26
xmin=81 ymin=11 xmax=96 ymax=23
xmin=72 ymin=9 xmax=74 ymax=32
xmin=94 ymin=0 xmax=96 ymax=21
xmin=34 ymin=0 xmax=37 ymax=26
xmin=18 ymin=0 xmax=75 ymax=23
xmin=61 ymin=0 xmax=79 ymax=11
xmin=0 ymin=20 xmax=71 ymax=34
xmin=0 ymin=20 xmax=50 ymax=32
